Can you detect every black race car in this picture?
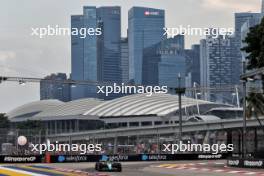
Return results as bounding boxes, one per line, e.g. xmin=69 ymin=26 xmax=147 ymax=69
xmin=95 ymin=160 xmax=122 ymax=172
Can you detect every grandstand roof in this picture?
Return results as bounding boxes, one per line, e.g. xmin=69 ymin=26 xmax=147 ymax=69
xmin=37 ymin=98 xmax=102 ymax=117
xmin=7 ymin=93 xmax=228 ymax=121
xmin=83 ymin=93 xmax=216 ymax=117
xmin=7 ymin=100 xmax=63 ymax=119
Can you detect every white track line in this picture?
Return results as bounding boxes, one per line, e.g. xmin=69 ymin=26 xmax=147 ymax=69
xmin=198 ymin=162 xmax=207 ymax=165
xmin=214 ymin=169 xmax=225 ymax=172
xmin=243 ymin=172 xmax=258 ymax=175
xmin=227 ymin=170 xmax=243 ymax=174
xmin=188 ymin=167 xmax=198 ymax=170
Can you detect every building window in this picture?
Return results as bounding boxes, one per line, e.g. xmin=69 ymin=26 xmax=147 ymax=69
xmin=154 ymin=121 xmax=162 ymax=125
xmin=141 ymin=121 xmax=152 ymax=126
xmin=129 ymin=122 xmax=139 ymax=127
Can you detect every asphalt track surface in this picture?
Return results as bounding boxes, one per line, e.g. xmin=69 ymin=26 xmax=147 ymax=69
xmin=0 ymin=160 xmax=264 ymax=176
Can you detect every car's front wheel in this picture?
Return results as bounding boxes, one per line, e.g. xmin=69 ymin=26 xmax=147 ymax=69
xmin=95 ymin=163 xmax=99 ymax=171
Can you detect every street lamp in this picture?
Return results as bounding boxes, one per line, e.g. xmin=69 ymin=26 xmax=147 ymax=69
xmin=193 ymin=82 xmax=201 ymax=115
xmin=175 ymin=74 xmax=186 ymax=141
xmin=242 ymin=61 xmax=247 ymax=158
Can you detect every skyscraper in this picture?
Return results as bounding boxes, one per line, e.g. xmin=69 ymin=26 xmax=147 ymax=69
xmin=71 ymin=6 xmax=98 ymax=100
xmin=128 ymin=7 xmax=165 ymax=84
xmin=120 ymin=37 xmax=129 ymax=83
xmin=142 ymin=36 xmax=186 ymax=88
xmin=261 ymin=0 xmax=264 ymax=13
xmin=200 ymin=35 xmax=234 ymax=103
xmin=97 ymin=6 xmax=121 ymax=83
xmin=199 ymin=39 xmax=209 ymax=100
xmin=233 ymin=13 xmax=263 ymax=85
xmin=40 ymin=73 xmax=70 ymax=102
xmin=71 ymin=6 xmax=121 ymax=100
xmin=235 ymin=12 xmax=262 ymax=45
xmin=185 ymin=44 xmax=201 ymax=86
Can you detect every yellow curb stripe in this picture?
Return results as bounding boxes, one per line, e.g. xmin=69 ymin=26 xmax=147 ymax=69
xmin=157 ymin=164 xmax=174 ymax=167
xmin=20 ymin=165 xmax=78 ymax=176
xmin=0 ymin=168 xmax=32 ymax=176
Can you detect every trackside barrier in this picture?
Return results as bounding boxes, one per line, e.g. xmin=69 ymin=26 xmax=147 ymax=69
xmin=0 ymin=153 xmax=229 ymax=163
xmin=0 ymin=155 xmax=43 ymax=163
xmin=50 ymin=153 xmax=229 ymax=163
xmin=227 ymin=158 xmax=264 ymax=168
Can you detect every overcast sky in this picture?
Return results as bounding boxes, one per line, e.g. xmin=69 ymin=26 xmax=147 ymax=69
xmin=0 ymin=0 xmax=261 ymax=113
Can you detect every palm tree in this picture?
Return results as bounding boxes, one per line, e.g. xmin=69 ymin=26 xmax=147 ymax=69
xmin=242 ymin=25 xmax=264 ymax=70
xmin=241 ymin=16 xmax=264 ymax=131
xmin=241 ymin=17 xmax=264 ymax=92
xmin=246 ymin=92 xmax=264 ymax=131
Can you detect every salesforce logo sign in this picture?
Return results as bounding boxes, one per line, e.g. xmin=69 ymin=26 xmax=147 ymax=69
xmin=141 ymin=154 xmax=148 ymax=161
xmin=101 ymin=155 xmax=109 ymax=161
xmin=58 ymin=155 xmax=65 ymax=162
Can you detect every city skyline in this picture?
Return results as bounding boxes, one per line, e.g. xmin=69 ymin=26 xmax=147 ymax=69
xmin=0 ymin=0 xmax=262 ymax=113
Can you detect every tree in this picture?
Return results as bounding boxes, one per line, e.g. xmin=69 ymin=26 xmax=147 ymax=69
xmin=242 ymin=17 xmax=264 ymax=70
xmin=242 ymin=17 xmax=264 ymax=129
xmin=0 ymin=113 xmax=10 ymax=129
xmin=246 ymin=92 xmax=264 ymax=130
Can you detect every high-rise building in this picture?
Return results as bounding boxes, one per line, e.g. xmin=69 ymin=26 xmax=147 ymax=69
xmin=142 ymin=36 xmax=186 ymax=88
xmin=128 ymin=7 xmax=165 ymax=84
xmin=261 ymin=0 xmax=264 ymax=13
xmin=120 ymin=37 xmax=129 ymax=83
xmin=235 ymin=13 xmax=262 ymax=40
xmin=199 ymin=10 xmax=263 ymax=103
xmin=232 ymin=13 xmax=263 ymax=85
xmin=200 ymin=39 xmax=209 ymax=87
xmin=40 ymin=73 xmax=70 ymax=102
xmin=200 ymin=35 xmax=234 ymax=103
xmin=200 ymin=39 xmax=209 ymax=100
xmin=71 ymin=6 xmax=98 ymax=100
xmin=71 ymin=6 xmax=121 ymax=100
xmin=97 ymin=6 xmax=121 ymax=83
xmin=185 ymin=44 xmax=201 ymax=86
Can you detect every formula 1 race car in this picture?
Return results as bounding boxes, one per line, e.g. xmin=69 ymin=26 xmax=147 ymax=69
xmin=95 ymin=160 xmax=122 ymax=172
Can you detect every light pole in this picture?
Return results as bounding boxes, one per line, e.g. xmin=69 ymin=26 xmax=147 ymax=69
xmin=193 ymin=82 xmax=201 ymax=115
xmin=242 ymin=61 xmax=247 ymax=158
xmin=176 ymin=74 xmax=185 ymax=141
xmin=235 ymin=85 xmax=240 ymax=108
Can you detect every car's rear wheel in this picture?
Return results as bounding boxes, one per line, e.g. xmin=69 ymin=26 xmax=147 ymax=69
xmin=118 ymin=166 xmax=122 ymax=172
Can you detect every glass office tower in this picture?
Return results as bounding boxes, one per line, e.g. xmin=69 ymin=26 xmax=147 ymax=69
xmin=128 ymin=7 xmax=165 ymax=84
xmin=232 ymin=13 xmax=263 ymax=85
xmin=71 ymin=6 xmax=98 ymax=100
xmin=185 ymin=44 xmax=201 ymax=86
xmin=120 ymin=37 xmax=129 ymax=83
xmin=71 ymin=6 xmax=121 ymax=100
xmin=142 ymin=36 xmax=186 ymax=88
xmin=97 ymin=6 xmax=121 ymax=83
xmin=200 ymin=35 xmax=234 ymax=103
xmin=97 ymin=6 xmax=122 ymax=100
xmin=40 ymin=73 xmax=70 ymax=102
